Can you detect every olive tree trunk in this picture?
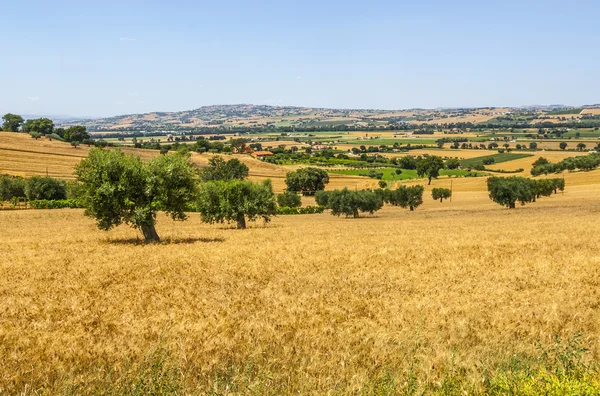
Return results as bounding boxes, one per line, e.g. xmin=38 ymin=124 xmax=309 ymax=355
xmin=236 ymin=213 xmax=247 ymax=229
xmin=141 ymin=223 xmax=160 ymax=243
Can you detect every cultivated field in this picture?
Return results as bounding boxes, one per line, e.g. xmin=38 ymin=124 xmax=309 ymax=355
xmin=4 ymin=131 xmax=600 ymax=393
xmin=2 ymin=185 xmax=600 ymax=393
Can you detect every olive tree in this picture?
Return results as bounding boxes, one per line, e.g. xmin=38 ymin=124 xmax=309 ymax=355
xmin=285 ymin=167 xmax=329 ymax=195
xmin=76 ymin=149 xmax=197 ymax=243
xmin=487 ymin=176 xmax=536 ymax=209
xmin=384 ymin=185 xmax=424 ymax=211
xmin=25 ymin=176 xmax=67 ymax=201
xmin=431 ymin=187 xmax=452 ymax=203
xmin=199 ymin=156 xmax=249 ymax=181
xmin=417 ymin=156 xmax=444 ymax=185
xmin=277 ymin=191 xmax=302 ymax=208
xmin=196 ymin=179 xmax=276 ymax=229
xmin=321 ymin=188 xmax=383 ymax=218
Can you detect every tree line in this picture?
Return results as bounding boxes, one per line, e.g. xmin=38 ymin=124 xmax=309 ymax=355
xmin=1 ymin=113 xmax=90 ymax=144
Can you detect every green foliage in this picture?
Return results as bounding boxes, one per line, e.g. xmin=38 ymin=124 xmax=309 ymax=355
xmin=416 ymin=156 xmax=444 ymax=184
xmin=359 ymin=169 xmax=384 ymax=179
xmin=2 ymin=113 xmax=24 ymax=132
xmin=319 ymin=188 xmax=383 ymax=218
xmin=487 ymin=177 xmax=538 ymax=208
xmin=432 ymin=187 xmax=452 ymax=202
xmin=25 ymin=176 xmax=67 ymax=201
xmin=531 ymin=154 xmax=600 ymax=176
xmin=76 ymin=149 xmax=197 ymax=242
xmin=63 ymin=125 xmax=90 ymax=142
xmin=445 ymin=158 xmax=461 ymax=169
xmin=383 ymin=185 xmax=425 ymax=211
xmin=0 ymin=175 xmax=26 ymax=201
xmin=276 ymin=206 xmax=325 ymax=215
xmin=285 ymin=167 xmax=330 ymax=195
xmin=560 ymin=142 xmax=568 ymax=150
xmin=277 ymin=191 xmax=302 ymax=208
xmin=532 ymin=157 xmax=549 ymax=167
xmin=460 ymin=153 xmax=533 ymax=168
xmin=22 ymin=117 xmax=54 ymax=135
xmin=28 ymin=199 xmax=83 ymax=209
xmin=196 ymin=179 xmax=276 ymax=229
xmin=315 ymin=190 xmax=330 ymax=207
xmin=199 ymin=156 xmax=249 ymax=181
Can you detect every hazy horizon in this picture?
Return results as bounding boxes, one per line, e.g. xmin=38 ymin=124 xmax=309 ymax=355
xmin=1 ymin=0 xmax=599 ymax=118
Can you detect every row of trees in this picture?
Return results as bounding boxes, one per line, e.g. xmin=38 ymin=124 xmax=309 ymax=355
xmin=531 ymin=155 xmax=600 ymax=176
xmin=1 ymin=113 xmax=90 ymax=142
xmin=487 ymin=176 xmax=565 ymax=208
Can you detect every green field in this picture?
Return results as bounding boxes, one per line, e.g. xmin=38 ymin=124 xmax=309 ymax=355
xmin=328 ymin=168 xmax=481 ymax=181
xmin=547 ymin=108 xmax=584 ymax=115
xmin=347 ymin=138 xmax=438 ymax=146
xmin=460 ymin=153 xmax=533 ymax=168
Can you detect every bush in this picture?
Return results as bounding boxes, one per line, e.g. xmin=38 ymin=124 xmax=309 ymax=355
xmin=277 ymin=191 xmax=302 ymax=208
xmin=432 ymin=187 xmax=452 ymax=202
xmin=323 ymin=188 xmax=383 ymax=218
xmin=28 ymin=199 xmax=84 ymax=209
xmin=0 ymin=175 xmax=26 ymax=201
xmin=276 ymin=206 xmax=325 ymax=215
xmin=383 ymin=185 xmax=424 ymax=211
xmin=25 ymin=176 xmax=67 ymax=201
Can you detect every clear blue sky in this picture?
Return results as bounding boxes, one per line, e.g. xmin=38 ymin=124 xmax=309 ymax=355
xmin=1 ymin=0 xmax=598 ymax=117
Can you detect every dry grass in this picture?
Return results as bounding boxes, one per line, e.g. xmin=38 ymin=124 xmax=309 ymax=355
xmin=2 ymin=189 xmax=600 ymax=393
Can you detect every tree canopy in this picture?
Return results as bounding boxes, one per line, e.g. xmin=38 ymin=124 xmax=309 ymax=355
xmin=285 ymin=167 xmax=330 ymax=195
xmin=199 ymin=156 xmax=249 ymax=181
xmin=383 ymin=185 xmax=424 ymax=211
xmin=431 ymin=187 xmax=452 ymax=203
xmin=22 ymin=118 xmax=54 ymax=135
xmin=318 ymin=188 xmax=383 ymax=218
xmin=76 ymin=149 xmax=197 ymax=242
xmin=417 ymin=156 xmax=444 ymax=185
xmin=196 ymin=179 xmax=276 ymax=229
xmin=2 ymin=113 xmax=24 ymax=132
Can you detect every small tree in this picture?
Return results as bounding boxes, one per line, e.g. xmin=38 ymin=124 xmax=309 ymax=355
xmin=560 ymin=142 xmax=568 ymax=150
xmin=529 ymin=142 xmax=538 ymax=150
xmin=324 ymin=188 xmax=383 ymax=218
xmin=445 ymin=158 xmax=460 ymax=170
xmin=285 ymin=167 xmax=329 ymax=195
xmin=0 ymin=175 xmax=26 ymax=201
xmin=378 ymin=180 xmax=388 ymax=189
xmin=199 ymin=156 xmax=249 ymax=181
xmin=2 ymin=113 xmax=24 ymax=132
xmin=76 ymin=149 xmax=197 ymax=243
xmin=196 ymin=179 xmax=276 ymax=229
xmin=577 ymin=143 xmax=587 ymax=151
xmin=22 ymin=118 xmax=54 ymax=135
xmin=417 ymin=156 xmax=444 ymax=185
xmin=385 ymin=185 xmax=424 ymax=211
xmin=487 ymin=177 xmax=536 ymax=209
xmin=25 ymin=176 xmax=67 ymax=201
xmin=277 ymin=191 xmax=302 ymax=208
xmin=432 ymin=187 xmax=452 ymax=203
xmin=64 ymin=126 xmax=90 ymax=142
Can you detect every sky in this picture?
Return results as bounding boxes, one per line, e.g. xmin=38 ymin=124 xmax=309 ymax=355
xmin=1 ymin=0 xmax=599 ymax=118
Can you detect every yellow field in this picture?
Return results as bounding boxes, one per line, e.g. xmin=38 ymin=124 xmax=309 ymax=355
xmin=4 ymin=130 xmax=600 ymax=392
xmin=3 ymin=181 xmax=600 ymax=393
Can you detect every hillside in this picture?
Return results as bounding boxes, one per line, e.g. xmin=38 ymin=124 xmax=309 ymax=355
xmin=57 ymin=104 xmax=600 ymax=133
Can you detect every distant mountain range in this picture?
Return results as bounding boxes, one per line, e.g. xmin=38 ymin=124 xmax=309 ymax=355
xmin=55 ymin=103 xmax=599 ymax=133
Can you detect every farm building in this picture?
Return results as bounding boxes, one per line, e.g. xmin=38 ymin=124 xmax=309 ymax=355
xmin=251 ymin=150 xmax=274 ymax=158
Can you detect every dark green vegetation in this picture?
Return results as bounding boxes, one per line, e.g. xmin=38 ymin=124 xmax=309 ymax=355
xmin=284 ymin=167 xmax=330 ymax=195
xmin=199 ymin=156 xmax=249 ymax=181
xmin=547 ymin=108 xmax=583 ymax=115
xmin=382 ymin=185 xmax=425 ymax=211
xmin=487 ymin=177 xmax=565 ymax=209
xmin=277 ymin=191 xmax=302 ymax=208
xmin=329 ymin=168 xmax=479 ymax=181
xmin=195 ymin=180 xmax=276 ymax=229
xmin=531 ymin=154 xmax=600 ymax=176
xmin=0 ymin=175 xmax=74 ymax=202
xmin=431 ymin=188 xmax=452 ymax=203
xmin=76 ymin=149 xmax=198 ymax=242
xmin=460 ymin=153 xmax=533 ymax=168
xmin=1 ymin=113 xmax=90 ymax=143
xmin=315 ymin=188 xmax=383 ymax=218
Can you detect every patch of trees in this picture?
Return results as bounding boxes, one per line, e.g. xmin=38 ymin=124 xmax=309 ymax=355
xmin=487 ymin=176 xmax=565 ymax=209
xmin=531 ymin=154 xmax=600 ymax=176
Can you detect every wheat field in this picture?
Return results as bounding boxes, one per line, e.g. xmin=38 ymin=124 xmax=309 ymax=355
xmin=4 ymin=132 xmax=600 ymax=393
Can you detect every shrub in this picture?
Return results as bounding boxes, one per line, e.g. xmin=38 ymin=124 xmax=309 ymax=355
xmin=276 ymin=206 xmax=325 ymax=215
xmin=432 ymin=187 xmax=452 ymax=202
xmin=25 ymin=176 xmax=67 ymax=201
xmin=0 ymin=175 xmax=26 ymax=201
xmin=277 ymin=191 xmax=302 ymax=208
